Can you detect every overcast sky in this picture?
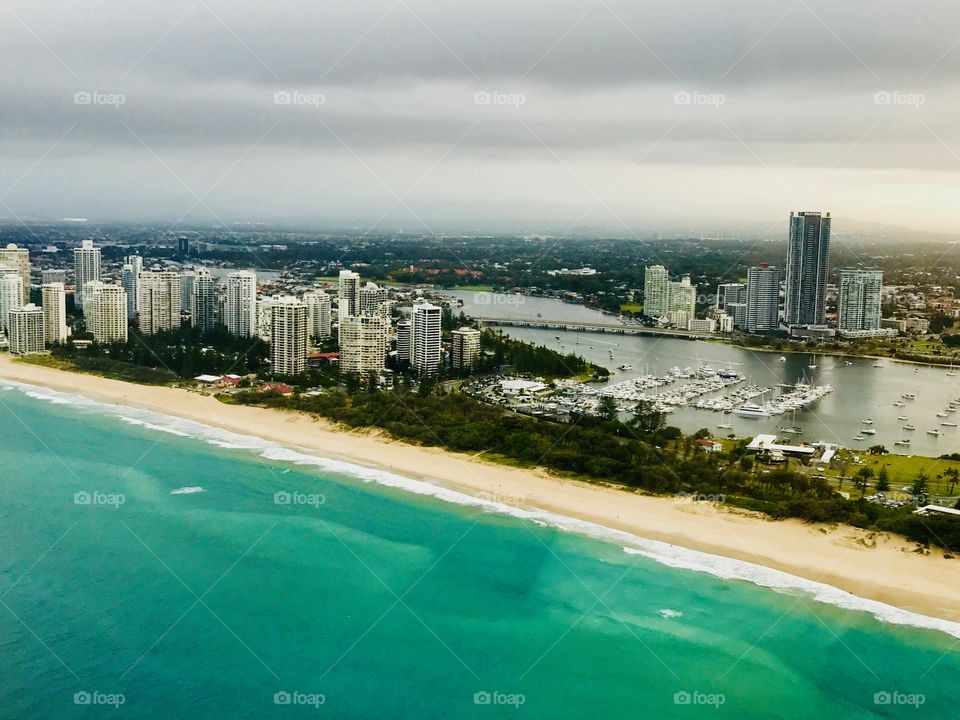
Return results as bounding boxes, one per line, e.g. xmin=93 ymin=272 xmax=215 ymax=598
xmin=2 ymin=0 xmax=960 ymax=235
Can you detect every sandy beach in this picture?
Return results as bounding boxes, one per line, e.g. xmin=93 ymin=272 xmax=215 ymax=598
xmin=2 ymin=353 xmax=959 ymax=624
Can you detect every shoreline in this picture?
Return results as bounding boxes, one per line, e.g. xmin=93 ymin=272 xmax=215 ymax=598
xmin=2 ymin=354 xmax=960 ymax=626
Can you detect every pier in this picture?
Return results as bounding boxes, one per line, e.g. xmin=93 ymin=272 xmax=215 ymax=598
xmin=478 ymin=318 xmax=709 ymax=339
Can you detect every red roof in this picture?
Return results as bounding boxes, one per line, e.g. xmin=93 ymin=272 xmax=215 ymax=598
xmin=307 ymin=352 xmax=340 ymax=359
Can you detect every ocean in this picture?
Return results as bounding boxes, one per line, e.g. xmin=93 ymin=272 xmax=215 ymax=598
xmin=0 ymin=380 xmax=957 ymax=719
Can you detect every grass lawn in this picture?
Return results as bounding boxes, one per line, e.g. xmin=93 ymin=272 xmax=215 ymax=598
xmin=619 ymin=303 xmax=643 ymax=313
xmin=848 ymin=452 xmax=960 ymax=496
xmin=451 ymin=284 xmax=495 ymax=292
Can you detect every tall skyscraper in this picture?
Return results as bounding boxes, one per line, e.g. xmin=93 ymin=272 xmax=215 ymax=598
xmin=746 ymin=265 xmax=781 ymax=332
xmin=838 ymin=269 xmax=883 ymax=332
xmin=412 ymin=302 xmax=442 ymax=376
xmin=180 ymin=270 xmax=197 ymax=315
xmin=224 ymin=271 xmax=257 ymax=338
xmin=643 ymin=265 xmax=670 ymax=318
xmin=270 ymin=297 xmax=308 ymax=376
xmin=41 ymin=282 xmax=68 ymax=344
xmin=338 ymin=270 xmax=361 ymax=318
xmin=41 ymin=269 xmax=67 ymax=285
xmin=395 ymin=319 xmax=412 ymax=364
xmin=73 ymin=240 xmax=101 ymax=307
xmin=192 ymin=267 xmax=217 ymax=334
xmin=451 ymin=327 xmax=481 ymax=370
xmin=0 ymin=272 xmax=24 ymax=335
xmin=178 ymin=236 xmax=190 ymax=257
xmin=84 ymin=283 xmax=128 ymax=344
xmin=784 ymin=211 xmax=831 ymax=326
xmin=7 ymin=304 xmax=44 ymax=355
xmin=138 ymin=271 xmax=182 ymax=335
xmin=359 ymin=282 xmax=389 ymax=317
xmin=339 ymin=314 xmax=387 ymax=375
xmin=0 ymin=244 xmax=31 ymax=303
xmin=668 ymin=275 xmax=697 ymax=316
xmin=121 ymin=255 xmax=143 ymax=317
xmin=303 ymin=291 xmax=332 ymax=341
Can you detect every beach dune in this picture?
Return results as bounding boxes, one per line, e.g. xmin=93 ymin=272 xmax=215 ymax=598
xmin=1 ymin=353 xmax=958 ymax=624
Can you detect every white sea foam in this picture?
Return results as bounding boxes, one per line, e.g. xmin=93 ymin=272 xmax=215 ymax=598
xmin=658 ymin=609 xmax=683 ymax=619
xmin=171 ymin=487 xmax=205 ymax=495
xmin=5 ymin=377 xmax=960 ymax=640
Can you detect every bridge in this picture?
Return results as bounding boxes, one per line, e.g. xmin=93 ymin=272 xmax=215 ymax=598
xmin=477 ymin=318 xmax=711 ymax=339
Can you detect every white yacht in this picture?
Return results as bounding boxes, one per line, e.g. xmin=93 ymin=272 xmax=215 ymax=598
xmin=928 ymin=429 xmax=941 ymax=436
xmin=861 ymin=428 xmax=877 ymax=435
xmin=736 ymin=403 xmax=770 ymax=418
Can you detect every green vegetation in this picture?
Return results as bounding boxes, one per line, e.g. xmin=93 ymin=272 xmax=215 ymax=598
xmin=478 ymin=330 xmax=608 ymax=379
xmin=17 ymin=354 xmax=177 ymax=385
xmin=226 ymin=385 xmax=960 ymax=552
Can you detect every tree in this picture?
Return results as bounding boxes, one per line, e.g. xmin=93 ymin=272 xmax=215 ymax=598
xmin=912 ymin=472 xmax=930 ymax=502
xmin=868 ymin=444 xmax=888 ymax=455
xmin=944 ymin=467 xmax=959 ymax=496
xmin=854 ymin=467 xmax=874 ymax=498
xmin=875 ymin=467 xmax=890 ymax=493
xmin=597 ymin=395 xmax=618 ymax=422
xmin=630 ymin=400 xmax=665 ymax=434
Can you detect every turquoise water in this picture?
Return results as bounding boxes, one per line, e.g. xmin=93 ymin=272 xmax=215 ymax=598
xmin=0 ymin=382 xmax=957 ymax=718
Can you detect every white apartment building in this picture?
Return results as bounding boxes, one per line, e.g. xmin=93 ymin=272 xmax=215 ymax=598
xmin=192 ymin=267 xmax=218 ymax=334
xmin=270 ymin=297 xmax=308 ymax=376
xmin=0 ymin=244 xmax=31 ymax=303
xmin=121 ymin=255 xmax=143 ymax=317
xmin=41 ymin=282 xmax=68 ymax=344
xmin=412 ymin=302 xmax=442 ymax=376
xmin=338 ymin=270 xmax=361 ymax=318
xmin=339 ymin=314 xmax=387 ymax=375
xmin=0 ymin=272 xmax=24 ymax=335
xmin=138 ymin=271 xmax=182 ymax=335
xmin=73 ymin=240 xmax=101 ymax=306
xmin=85 ymin=283 xmax=128 ymax=344
xmin=8 ymin=304 xmax=44 ymax=355
xmin=451 ymin=327 xmax=481 ymax=370
xmin=303 ymin=290 xmax=332 ymax=341
xmin=224 ymin=271 xmax=257 ymax=338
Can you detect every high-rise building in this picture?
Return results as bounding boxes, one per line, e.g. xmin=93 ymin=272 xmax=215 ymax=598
xmin=73 ymin=240 xmax=101 ymax=307
xmin=726 ymin=302 xmax=748 ymax=329
xmin=643 ymin=265 xmax=670 ymax=318
xmin=669 ymin=276 xmax=697 ymax=316
xmin=338 ymin=270 xmax=361 ymax=318
xmin=0 ymin=272 xmax=24 ymax=335
xmin=41 ymin=269 xmax=67 ymax=285
xmin=716 ymin=283 xmax=746 ymax=312
xmin=224 ymin=271 xmax=257 ymax=338
xmin=138 ymin=271 xmax=182 ymax=335
xmin=84 ymin=283 xmax=128 ymax=344
xmin=270 ymin=297 xmax=308 ymax=376
xmin=178 ymin=236 xmax=190 ymax=257
xmin=746 ymin=265 xmax=781 ymax=332
xmin=121 ymin=255 xmax=143 ymax=318
xmin=303 ymin=291 xmax=332 ymax=341
xmin=784 ymin=211 xmax=831 ymax=326
xmin=838 ymin=269 xmax=883 ymax=332
xmin=41 ymin=282 xmax=68 ymax=344
xmin=395 ymin=319 xmax=412 ymax=364
xmin=339 ymin=314 xmax=387 ymax=375
xmin=0 ymin=244 xmax=31 ymax=304
xmin=7 ymin=304 xmax=44 ymax=355
xmin=258 ymin=295 xmax=282 ymax=340
xmin=192 ymin=267 xmax=217 ymax=334
xmin=180 ymin=270 xmax=196 ymax=315
xmin=412 ymin=302 xmax=442 ymax=376
xmin=451 ymin=327 xmax=481 ymax=370
xmin=359 ymin=282 xmax=389 ymax=317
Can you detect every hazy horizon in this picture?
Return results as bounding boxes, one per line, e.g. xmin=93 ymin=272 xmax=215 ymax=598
xmin=4 ymin=1 xmax=960 ymax=234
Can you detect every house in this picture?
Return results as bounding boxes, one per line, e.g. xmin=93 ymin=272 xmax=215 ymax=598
xmin=695 ymin=438 xmax=722 ymax=453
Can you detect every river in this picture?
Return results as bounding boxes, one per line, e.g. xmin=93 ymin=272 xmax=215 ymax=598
xmin=446 ymin=290 xmax=960 ymax=458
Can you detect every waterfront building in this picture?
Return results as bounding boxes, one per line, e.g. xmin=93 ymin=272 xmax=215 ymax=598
xmin=138 ymin=271 xmax=182 ymax=335
xmin=7 ymin=304 xmax=44 ymax=355
xmin=838 ymin=269 xmax=883 ymax=332
xmin=192 ymin=268 xmax=218 ymax=334
xmin=451 ymin=327 xmax=481 ymax=370
xmin=716 ymin=282 xmax=746 ymax=312
xmin=395 ymin=319 xmax=412 ymax=364
xmin=224 ymin=271 xmax=257 ymax=338
xmin=412 ymin=302 xmax=443 ymax=376
xmin=338 ymin=270 xmax=361 ymax=318
xmin=40 ymin=282 xmax=68 ymax=344
xmin=339 ymin=314 xmax=387 ymax=375
xmin=716 ymin=313 xmax=734 ymax=333
xmin=669 ymin=276 xmax=697 ymax=316
xmin=746 ymin=264 xmax=781 ymax=332
xmin=726 ymin=302 xmax=748 ymax=329
xmin=84 ymin=283 xmax=128 ymax=344
xmin=73 ymin=240 xmax=101 ymax=307
xmin=665 ymin=310 xmax=690 ymax=327
xmin=643 ymin=265 xmax=670 ymax=318
xmin=121 ymin=255 xmax=143 ymax=317
xmin=270 ymin=297 xmax=308 ymax=376
xmin=303 ymin=291 xmax=332 ymax=341
xmin=0 ymin=244 xmax=31 ymax=304
xmin=784 ymin=211 xmax=831 ymax=326
xmin=687 ymin=317 xmax=717 ymax=334
xmin=0 ymin=272 xmax=24 ymax=335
